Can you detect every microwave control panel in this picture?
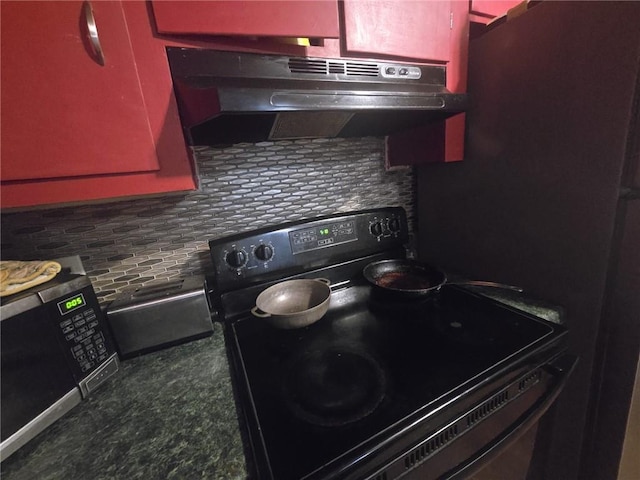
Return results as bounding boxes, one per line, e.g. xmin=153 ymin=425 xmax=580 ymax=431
xmin=51 ymin=285 xmax=116 ymax=382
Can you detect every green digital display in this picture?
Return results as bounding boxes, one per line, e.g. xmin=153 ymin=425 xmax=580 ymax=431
xmin=290 ymin=220 xmax=357 ymax=254
xmin=57 ymin=293 xmax=86 ymax=315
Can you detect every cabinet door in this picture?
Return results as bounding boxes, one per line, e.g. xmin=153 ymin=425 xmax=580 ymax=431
xmin=1 ymin=1 xmax=159 ymax=182
xmin=151 ymin=1 xmax=340 ymax=38
xmin=385 ymin=0 xmax=468 ymax=165
xmin=342 ymin=0 xmax=451 ymax=62
xmin=471 ymin=0 xmax=521 ymax=18
xmin=1 ymin=1 xmax=197 ymax=209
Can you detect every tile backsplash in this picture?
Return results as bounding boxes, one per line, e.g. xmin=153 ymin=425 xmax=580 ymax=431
xmin=1 ymin=137 xmax=416 ymax=304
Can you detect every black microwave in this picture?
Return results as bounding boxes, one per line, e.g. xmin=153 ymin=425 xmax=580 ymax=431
xmin=0 ymin=256 xmax=119 ymax=461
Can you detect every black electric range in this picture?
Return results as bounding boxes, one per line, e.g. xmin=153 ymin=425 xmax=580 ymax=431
xmin=208 ymin=207 xmax=576 ymax=480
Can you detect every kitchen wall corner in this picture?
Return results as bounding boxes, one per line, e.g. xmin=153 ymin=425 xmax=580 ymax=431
xmin=1 ymin=138 xmax=416 ymax=305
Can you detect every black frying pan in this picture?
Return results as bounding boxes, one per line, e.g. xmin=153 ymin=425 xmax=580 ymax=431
xmin=362 ymin=259 xmax=522 ymax=298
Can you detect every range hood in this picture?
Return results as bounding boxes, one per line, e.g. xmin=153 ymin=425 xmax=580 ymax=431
xmin=166 ymin=48 xmax=467 ymax=145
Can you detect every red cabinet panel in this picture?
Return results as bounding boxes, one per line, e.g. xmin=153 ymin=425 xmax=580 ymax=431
xmin=151 ymin=1 xmax=340 ymax=38
xmin=471 ymin=0 xmax=522 ymax=20
xmin=385 ymin=0 xmax=469 ymax=165
xmin=1 ymin=1 xmax=159 ymax=181
xmin=1 ymin=1 xmax=197 ymax=209
xmin=342 ymin=0 xmax=451 ymax=62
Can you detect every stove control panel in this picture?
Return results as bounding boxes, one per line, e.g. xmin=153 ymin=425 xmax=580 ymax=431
xmin=253 ymin=244 xmax=274 ymax=261
xmin=209 ymin=207 xmax=408 ymax=291
xmin=289 ymin=219 xmax=357 ymax=254
xmin=225 ymin=248 xmax=248 ymax=268
xmin=368 ymin=213 xmax=403 ymax=240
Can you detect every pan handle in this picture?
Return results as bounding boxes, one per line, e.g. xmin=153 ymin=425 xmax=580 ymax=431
xmin=251 ymin=306 xmax=271 ymax=318
xmin=448 ymin=281 xmax=523 ymax=292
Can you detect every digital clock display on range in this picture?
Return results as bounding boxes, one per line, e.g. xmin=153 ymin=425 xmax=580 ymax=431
xmin=289 ymin=220 xmax=357 ymax=254
xmin=57 ymin=293 xmax=86 ymax=315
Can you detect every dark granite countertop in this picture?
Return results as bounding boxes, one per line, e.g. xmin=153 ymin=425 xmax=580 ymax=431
xmin=0 ymin=324 xmax=247 ymax=480
xmin=1 ymin=289 xmax=563 ymax=480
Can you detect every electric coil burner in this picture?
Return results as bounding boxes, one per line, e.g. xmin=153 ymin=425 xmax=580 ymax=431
xmin=284 ymin=347 xmax=387 ymax=428
xmin=208 ymin=207 xmax=576 ymax=480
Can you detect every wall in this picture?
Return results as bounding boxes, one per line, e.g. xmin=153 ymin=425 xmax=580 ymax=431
xmin=416 ymin=4 xmax=640 ymax=480
xmin=618 ymin=356 xmax=640 ymax=480
xmin=1 ymin=138 xmax=416 ymax=305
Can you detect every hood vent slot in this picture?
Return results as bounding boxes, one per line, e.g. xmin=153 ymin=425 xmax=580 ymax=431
xmin=345 ymin=62 xmax=380 ymax=77
xmin=288 ymin=58 xmax=379 ymax=78
xmin=288 ymin=58 xmax=329 ymax=74
xmin=328 ymin=61 xmax=345 ymax=74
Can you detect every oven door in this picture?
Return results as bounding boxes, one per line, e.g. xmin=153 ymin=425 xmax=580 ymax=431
xmin=383 ymin=353 xmax=578 ymax=480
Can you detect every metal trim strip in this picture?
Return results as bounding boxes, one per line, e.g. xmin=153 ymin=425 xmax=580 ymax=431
xmin=0 ymin=388 xmax=81 ymax=462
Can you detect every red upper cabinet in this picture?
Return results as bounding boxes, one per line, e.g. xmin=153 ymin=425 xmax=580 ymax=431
xmin=151 ymin=1 xmax=340 ymax=38
xmin=151 ymin=1 xmax=453 ymax=64
xmin=1 ymin=1 xmax=159 ymax=181
xmin=470 ymin=0 xmax=522 ymax=22
xmin=1 ymin=1 xmax=197 ymax=209
xmin=342 ymin=0 xmax=451 ymax=62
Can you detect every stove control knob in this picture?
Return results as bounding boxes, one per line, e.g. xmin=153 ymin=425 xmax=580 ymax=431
xmin=370 ymin=221 xmax=383 ymax=237
xmin=254 ymin=244 xmax=274 ymax=262
xmin=225 ymin=249 xmax=247 ymax=268
xmin=388 ymin=218 xmax=401 ymax=232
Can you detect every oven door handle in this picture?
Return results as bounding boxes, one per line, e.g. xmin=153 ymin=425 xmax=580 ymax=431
xmin=440 ymin=353 xmax=578 ymax=480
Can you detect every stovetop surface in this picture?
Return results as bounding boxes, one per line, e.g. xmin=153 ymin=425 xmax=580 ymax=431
xmin=229 ymin=283 xmax=556 ymax=480
xmin=210 ymin=207 xmax=566 ymax=479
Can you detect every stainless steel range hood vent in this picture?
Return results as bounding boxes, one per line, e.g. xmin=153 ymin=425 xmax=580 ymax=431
xmin=166 ymin=48 xmax=467 ymax=146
